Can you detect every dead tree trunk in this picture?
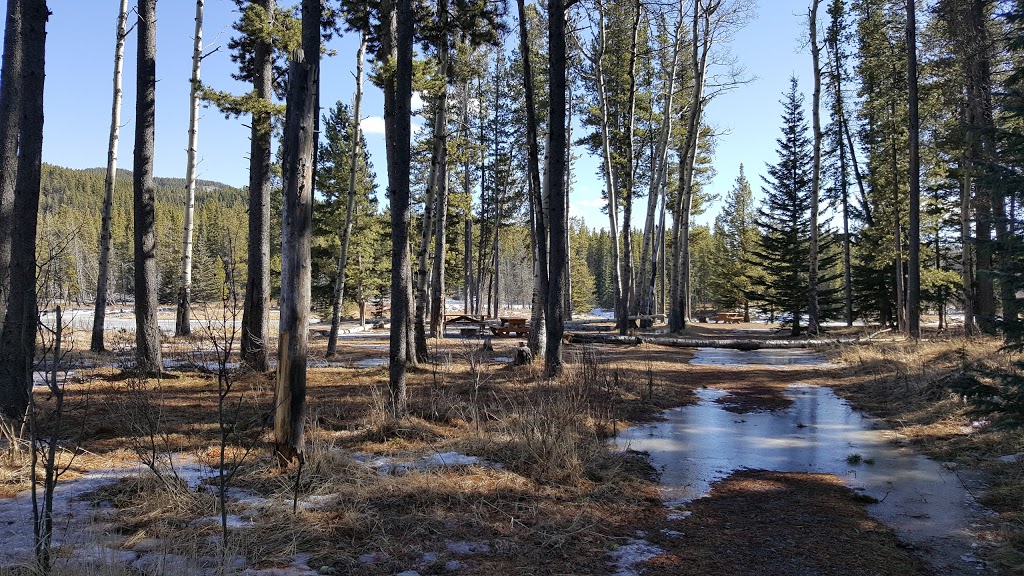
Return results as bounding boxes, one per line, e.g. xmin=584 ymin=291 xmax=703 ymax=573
xmin=134 ymin=0 xmax=162 ymax=373
xmin=176 ymin=0 xmax=204 ymax=338
xmin=91 ymin=0 xmax=128 ymax=352
xmin=273 ymin=0 xmax=319 ymax=466
xmin=326 ymin=36 xmax=365 ymax=357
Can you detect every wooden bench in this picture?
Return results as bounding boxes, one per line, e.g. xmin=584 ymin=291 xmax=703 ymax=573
xmin=716 ymin=312 xmax=743 ymax=324
xmin=491 ymin=317 xmax=530 ymax=337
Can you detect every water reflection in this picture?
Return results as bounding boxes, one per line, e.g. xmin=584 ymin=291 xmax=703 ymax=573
xmin=617 ymin=349 xmax=994 ymax=574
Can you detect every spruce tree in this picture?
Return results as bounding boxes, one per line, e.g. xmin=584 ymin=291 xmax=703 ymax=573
xmin=751 ymin=78 xmax=814 ymax=337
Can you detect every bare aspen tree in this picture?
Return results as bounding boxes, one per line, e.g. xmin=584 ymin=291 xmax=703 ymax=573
xmin=808 ymin=0 xmax=822 ymax=334
xmin=176 ymin=0 xmax=205 ymax=338
xmin=91 ymin=0 xmax=129 ymax=353
xmin=326 ymin=36 xmax=365 ymax=357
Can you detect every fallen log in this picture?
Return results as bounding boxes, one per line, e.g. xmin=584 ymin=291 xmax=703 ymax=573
xmin=566 ymin=332 xmax=862 ymax=350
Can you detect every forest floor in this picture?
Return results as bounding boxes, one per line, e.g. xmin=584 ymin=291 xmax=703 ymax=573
xmin=0 ymin=316 xmax=1021 ymax=575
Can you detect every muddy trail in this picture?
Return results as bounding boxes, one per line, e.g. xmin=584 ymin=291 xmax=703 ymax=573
xmin=618 ymin=347 xmax=997 ymax=575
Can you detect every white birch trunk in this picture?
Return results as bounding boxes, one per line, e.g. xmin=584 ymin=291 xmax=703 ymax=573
xmin=175 ymin=0 xmax=204 ymax=337
xmin=91 ymin=0 xmax=129 ymax=352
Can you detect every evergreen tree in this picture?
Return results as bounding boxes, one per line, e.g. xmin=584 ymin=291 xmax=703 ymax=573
xmin=312 ymin=101 xmax=378 ymax=315
xmin=751 ymin=78 xmax=814 ymax=337
xmin=710 ymin=165 xmax=758 ymax=319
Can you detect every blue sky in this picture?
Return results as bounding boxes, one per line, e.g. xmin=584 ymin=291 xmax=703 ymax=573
xmin=37 ymin=0 xmax=816 ymax=230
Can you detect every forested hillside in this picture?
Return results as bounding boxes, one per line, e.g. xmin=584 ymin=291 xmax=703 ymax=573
xmin=36 ymin=164 xmax=247 ymax=306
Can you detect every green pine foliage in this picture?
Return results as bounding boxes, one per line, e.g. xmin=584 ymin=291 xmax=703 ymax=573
xmin=749 ymin=78 xmax=844 ymax=336
xmin=311 ymin=101 xmax=386 ymax=317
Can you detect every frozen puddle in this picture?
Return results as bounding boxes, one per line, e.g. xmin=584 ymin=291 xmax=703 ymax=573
xmin=690 ymin=347 xmax=828 ymax=366
xmin=617 ymin=381 xmax=995 ymax=574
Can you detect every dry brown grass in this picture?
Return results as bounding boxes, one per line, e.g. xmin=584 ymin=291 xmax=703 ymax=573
xmin=12 ymin=327 xmax=1020 ymax=574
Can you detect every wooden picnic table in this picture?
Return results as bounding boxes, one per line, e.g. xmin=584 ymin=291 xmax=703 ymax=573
xmin=716 ymin=312 xmax=743 ymax=324
xmin=491 ymin=317 xmax=530 ymax=337
xmin=443 ymin=314 xmax=487 ymax=336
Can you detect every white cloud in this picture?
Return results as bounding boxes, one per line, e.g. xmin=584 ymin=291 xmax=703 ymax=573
xmin=361 ymin=116 xmax=386 ymax=135
xmin=411 ymin=91 xmax=425 ymax=114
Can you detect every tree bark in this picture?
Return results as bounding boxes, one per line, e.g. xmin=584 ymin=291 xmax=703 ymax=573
xmin=384 ymin=0 xmax=415 ymax=415
xmin=176 ymin=0 xmax=205 ymax=338
xmin=0 ymin=0 xmax=44 ymax=420
xmin=618 ymin=0 xmax=642 ymax=336
xmin=241 ymin=0 xmax=275 ymax=373
xmin=517 ymin=0 xmax=548 ymax=357
xmin=428 ymin=1 xmax=451 ymax=341
xmin=326 ymin=36 xmax=365 ymax=357
xmin=906 ymin=0 xmax=921 ymax=337
xmin=545 ymin=0 xmax=568 ymax=376
xmin=0 ymin=0 xmax=22 ymax=336
xmin=134 ymin=0 xmax=162 ymax=373
xmin=91 ymin=0 xmax=128 ymax=352
xmin=274 ymin=0 xmax=319 ymax=466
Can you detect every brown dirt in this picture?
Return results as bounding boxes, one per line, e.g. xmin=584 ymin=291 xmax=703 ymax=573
xmin=639 ymin=470 xmax=931 ymax=576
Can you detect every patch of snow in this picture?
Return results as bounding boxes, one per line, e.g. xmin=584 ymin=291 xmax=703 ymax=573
xmin=445 ymin=560 xmax=465 ymax=571
xmin=446 ymin=540 xmax=491 ymax=555
xmin=608 ymin=539 xmax=663 ymax=576
xmin=356 ymin=451 xmax=498 ymax=476
xmin=666 ymin=510 xmax=692 ymax=521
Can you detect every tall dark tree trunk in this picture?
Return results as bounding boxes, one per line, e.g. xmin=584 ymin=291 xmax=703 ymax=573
xmin=134 ymin=0 xmax=162 ymax=373
xmin=906 ymin=0 xmax=921 ymax=337
xmin=0 ymin=0 xmax=44 ymax=420
xmin=241 ymin=0 xmax=275 ymax=373
xmin=517 ymin=0 xmax=547 ymax=357
xmin=327 ymin=36 xmax=365 ymax=357
xmin=273 ymin=0 xmax=319 ymax=466
xmin=0 ymin=0 xmax=22 ymax=336
xmin=545 ymin=0 xmax=567 ymax=376
xmin=961 ymin=0 xmax=997 ymax=333
xmin=428 ymin=2 xmax=451 ymax=340
xmin=618 ymin=0 xmax=642 ymax=336
xmin=384 ymin=0 xmax=415 ymax=415
xmin=91 ymin=0 xmax=129 ymax=352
